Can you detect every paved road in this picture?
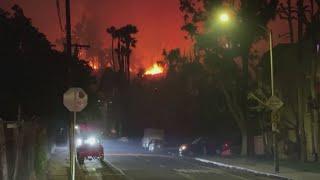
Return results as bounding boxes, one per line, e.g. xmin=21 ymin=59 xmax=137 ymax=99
xmin=103 ymin=139 xmax=277 ymax=180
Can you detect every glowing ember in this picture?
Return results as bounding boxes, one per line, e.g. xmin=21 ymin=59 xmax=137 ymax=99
xmin=145 ymin=63 xmax=164 ymax=75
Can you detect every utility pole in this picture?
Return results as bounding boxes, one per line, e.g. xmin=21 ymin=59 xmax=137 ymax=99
xmin=65 ymin=0 xmax=75 ymax=180
xmin=66 ymin=0 xmax=71 ymax=58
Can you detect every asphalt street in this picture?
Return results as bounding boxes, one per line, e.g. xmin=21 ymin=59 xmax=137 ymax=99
xmin=102 ymin=139 xmax=278 ymax=180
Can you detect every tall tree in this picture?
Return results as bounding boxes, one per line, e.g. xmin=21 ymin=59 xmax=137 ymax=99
xmin=107 ymin=25 xmax=138 ymax=82
xmin=107 ymin=26 xmax=117 ymax=70
xmin=121 ymin=25 xmax=138 ymax=82
xmin=0 ymin=5 xmax=95 ymax=121
xmin=278 ymin=0 xmax=296 ymax=43
xmin=179 ymin=0 xmax=278 ymax=156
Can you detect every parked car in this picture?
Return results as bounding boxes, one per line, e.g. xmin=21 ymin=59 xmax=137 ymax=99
xmin=148 ymin=139 xmax=164 ymax=152
xmin=179 ymin=137 xmax=232 ymax=156
xmin=142 ymin=128 xmax=164 ymax=149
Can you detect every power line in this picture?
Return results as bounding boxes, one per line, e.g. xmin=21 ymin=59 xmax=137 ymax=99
xmin=56 ymin=0 xmax=65 ymax=33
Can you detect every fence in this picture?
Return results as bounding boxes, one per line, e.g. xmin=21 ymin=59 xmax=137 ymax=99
xmin=0 ymin=119 xmax=54 ymax=180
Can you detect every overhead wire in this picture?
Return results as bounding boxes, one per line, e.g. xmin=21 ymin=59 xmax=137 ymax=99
xmin=56 ymin=0 xmax=65 ymax=33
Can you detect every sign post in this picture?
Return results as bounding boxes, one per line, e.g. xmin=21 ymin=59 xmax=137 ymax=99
xmin=63 ymin=88 xmax=87 ymax=180
xmin=266 ymin=95 xmax=283 ymax=173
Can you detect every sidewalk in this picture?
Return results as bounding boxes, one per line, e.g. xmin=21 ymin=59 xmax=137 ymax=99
xmin=195 ymin=156 xmax=320 ymax=180
xmin=47 ymin=146 xmax=69 ymax=180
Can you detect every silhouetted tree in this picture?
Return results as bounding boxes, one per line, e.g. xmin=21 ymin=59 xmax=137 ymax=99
xmin=107 ymin=24 xmax=138 ymax=82
xmin=107 ymin=26 xmax=117 ymax=70
xmin=179 ymin=0 xmax=279 ymax=156
xmin=0 ymin=5 xmax=95 ymax=124
xmin=121 ymin=25 xmax=138 ymax=81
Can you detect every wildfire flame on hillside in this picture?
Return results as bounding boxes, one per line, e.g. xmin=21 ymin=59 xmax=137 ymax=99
xmin=78 ymin=49 xmax=100 ymax=71
xmin=145 ymin=63 xmax=164 ymax=75
xmin=88 ymin=57 xmax=99 ymax=70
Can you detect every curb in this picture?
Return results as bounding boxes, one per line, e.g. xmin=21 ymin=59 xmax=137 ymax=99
xmin=75 ymin=160 xmax=86 ymax=180
xmin=100 ymin=159 xmax=132 ymax=180
xmin=195 ymin=158 xmax=291 ymax=180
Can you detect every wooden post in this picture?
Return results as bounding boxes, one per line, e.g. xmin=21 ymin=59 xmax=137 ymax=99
xmin=13 ymin=105 xmax=23 ymax=180
xmin=13 ymin=122 xmax=24 ymax=180
xmin=0 ymin=119 xmax=9 ymax=180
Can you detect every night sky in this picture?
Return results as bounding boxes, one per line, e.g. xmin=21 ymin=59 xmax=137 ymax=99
xmin=0 ymin=0 xmax=292 ymax=68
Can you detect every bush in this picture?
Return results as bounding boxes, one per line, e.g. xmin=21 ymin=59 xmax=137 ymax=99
xmin=34 ymin=128 xmax=48 ymax=179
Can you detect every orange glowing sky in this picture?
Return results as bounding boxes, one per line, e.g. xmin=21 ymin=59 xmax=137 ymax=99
xmin=0 ymin=0 xmax=192 ymax=68
xmin=0 ymin=0 xmax=297 ymax=69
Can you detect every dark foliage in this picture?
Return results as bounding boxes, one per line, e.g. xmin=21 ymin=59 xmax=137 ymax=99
xmin=0 ymin=5 xmax=95 ymax=125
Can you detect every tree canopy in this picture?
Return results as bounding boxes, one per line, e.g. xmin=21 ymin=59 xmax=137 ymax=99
xmin=0 ymin=5 xmax=95 ymax=124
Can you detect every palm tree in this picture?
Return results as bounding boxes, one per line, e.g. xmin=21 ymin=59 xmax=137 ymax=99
xmin=107 ymin=26 xmax=116 ymax=70
xmin=119 ymin=24 xmax=138 ymax=81
xmin=121 ymin=25 xmax=138 ymax=81
xmin=107 ymin=25 xmax=138 ymax=82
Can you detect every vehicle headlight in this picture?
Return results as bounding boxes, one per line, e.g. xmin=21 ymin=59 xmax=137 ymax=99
xmin=180 ymin=145 xmax=187 ymax=151
xmin=85 ymin=137 xmax=97 ymax=145
xmin=76 ymin=138 xmax=83 ymax=146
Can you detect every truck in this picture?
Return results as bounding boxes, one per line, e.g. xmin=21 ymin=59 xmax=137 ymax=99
xmin=75 ymin=124 xmax=104 ymax=165
xmin=141 ymin=128 xmax=164 ymax=150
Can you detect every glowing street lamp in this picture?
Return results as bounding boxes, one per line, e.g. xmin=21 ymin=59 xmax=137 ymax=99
xmin=217 ymin=10 xmax=278 ymax=173
xmin=219 ymin=13 xmax=230 ymax=23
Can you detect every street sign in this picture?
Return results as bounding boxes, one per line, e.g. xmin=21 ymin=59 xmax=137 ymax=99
xmin=271 ymin=111 xmax=280 ymax=132
xmin=6 ymin=123 xmax=18 ymax=129
xmin=63 ymin=88 xmax=88 ymax=112
xmin=266 ymin=95 xmax=283 ymax=111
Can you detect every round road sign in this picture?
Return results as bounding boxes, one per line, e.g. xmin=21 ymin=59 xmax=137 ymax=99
xmin=63 ymin=88 xmax=88 ymax=112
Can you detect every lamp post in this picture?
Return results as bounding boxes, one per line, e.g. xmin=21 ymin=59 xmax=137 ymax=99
xmin=218 ymin=12 xmax=279 ymax=173
xmin=267 ymin=30 xmax=279 ymax=173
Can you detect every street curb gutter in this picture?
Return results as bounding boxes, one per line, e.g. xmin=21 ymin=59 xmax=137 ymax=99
xmin=100 ymin=159 xmax=132 ymax=180
xmin=75 ymin=160 xmax=86 ymax=180
xmin=195 ymin=158 xmax=291 ymax=180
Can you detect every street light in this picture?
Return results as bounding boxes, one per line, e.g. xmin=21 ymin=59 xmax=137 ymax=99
xmin=219 ymin=13 xmax=230 ymax=23
xmin=217 ymin=12 xmax=278 ymax=173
